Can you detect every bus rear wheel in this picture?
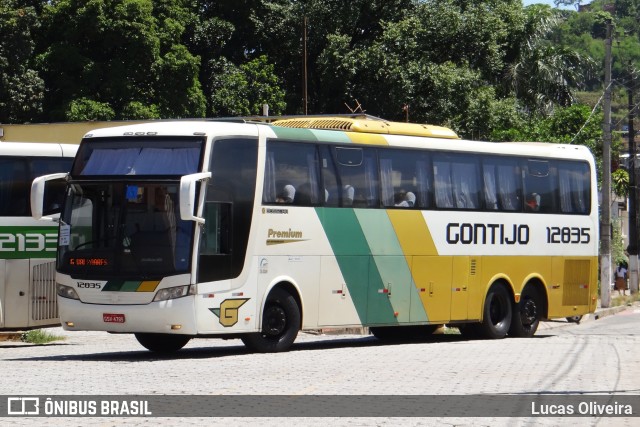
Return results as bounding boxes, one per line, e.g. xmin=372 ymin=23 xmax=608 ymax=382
xmin=134 ymin=333 xmax=191 ymax=353
xmin=241 ymin=288 xmax=300 ymax=353
xmin=566 ymin=315 xmax=583 ymax=323
xmin=476 ymin=283 xmax=512 ymax=339
xmin=509 ymin=286 xmax=542 ymax=338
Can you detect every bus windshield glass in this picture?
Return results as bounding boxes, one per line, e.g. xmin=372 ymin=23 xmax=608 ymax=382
xmin=72 ymin=136 xmax=203 ymax=176
xmin=57 ymin=181 xmax=194 ymax=279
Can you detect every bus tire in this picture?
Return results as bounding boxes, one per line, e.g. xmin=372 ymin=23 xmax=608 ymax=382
xmin=241 ymin=288 xmax=300 ymax=353
xmin=566 ymin=315 xmax=583 ymax=324
xmin=370 ymin=325 xmax=438 ymax=341
xmin=508 ymin=286 xmax=542 ymax=338
xmin=134 ymin=333 xmax=191 ymax=353
xmin=477 ymin=283 xmax=512 ymax=339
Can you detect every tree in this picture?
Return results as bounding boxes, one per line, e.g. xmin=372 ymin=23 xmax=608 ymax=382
xmin=554 ymin=0 xmax=583 ymax=9
xmin=65 ymin=97 xmax=115 ymax=121
xmin=315 ymin=0 xmax=525 ymax=136
xmin=208 ymin=55 xmax=286 ymax=116
xmin=251 ymin=0 xmax=414 ymax=113
xmin=612 ymin=168 xmax=629 ymax=198
xmin=490 ymin=103 xmax=612 ymax=185
xmin=36 ymin=0 xmax=205 ymax=121
xmin=0 ymin=1 xmax=44 ymax=123
xmin=503 ymin=4 xmax=595 ymax=114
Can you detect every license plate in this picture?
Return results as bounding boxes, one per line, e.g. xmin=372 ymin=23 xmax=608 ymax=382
xmin=103 ymin=313 xmax=125 ymax=323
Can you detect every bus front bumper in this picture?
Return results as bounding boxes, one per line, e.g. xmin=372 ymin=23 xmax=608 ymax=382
xmin=58 ymin=295 xmax=197 ymax=335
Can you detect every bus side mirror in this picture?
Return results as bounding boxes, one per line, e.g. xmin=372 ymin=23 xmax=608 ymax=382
xmin=179 ymin=172 xmax=211 ymax=223
xmin=31 ymin=173 xmax=68 ymax=220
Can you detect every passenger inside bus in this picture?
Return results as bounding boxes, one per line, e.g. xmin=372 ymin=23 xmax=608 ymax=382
xmin=293 ymin=183 xmax=308 ymax=205
xmin=525 ymin=192 xmax=540 ymax=212
xmin=342 ymin=185 xmax=355 ymax=206
xmin=395 ymin=191 xmax=416 ymax=207
xmin=276 ymin=184 xmax=295 ymax=203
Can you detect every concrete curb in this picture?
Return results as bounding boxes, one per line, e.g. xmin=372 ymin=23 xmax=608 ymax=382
xmin=591 ymin=304 xmax=631 ymax=320
xmin=0 ymin=332 xmax=23 ymax=342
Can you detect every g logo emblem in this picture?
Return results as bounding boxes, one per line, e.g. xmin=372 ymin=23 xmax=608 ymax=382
xmin=210 ymin=298 xmax=249 ymax=327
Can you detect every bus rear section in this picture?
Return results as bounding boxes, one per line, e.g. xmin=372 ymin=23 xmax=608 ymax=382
xmin=0 ymin=142 xmax=77 ymax=330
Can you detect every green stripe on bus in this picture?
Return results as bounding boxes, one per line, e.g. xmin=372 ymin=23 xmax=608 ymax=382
xmin=102 ymin=280 xmax=142 ymax=292
xmin=316 ymin=208 xmax=397 ymax=325
xmin=102 ymin=281 xmax=124 ymax=291
xmin=309 ymin=129 xmax=353 ymax=144
xmin=0 ymin=225 xmax=58 ymax=259
xmin=355 ymin=210 xmax=428 ymax=323
xmin=121 ymin=281 xmax=143 ymax=292
xmin=269 ymin=127 xmax=319 ymax=141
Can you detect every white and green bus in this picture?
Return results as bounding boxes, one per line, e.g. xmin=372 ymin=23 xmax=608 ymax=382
xmin=1 ymin=142 xmax=77 ymax=330
xmin=31 ymin=116 xmax=598 ymax=352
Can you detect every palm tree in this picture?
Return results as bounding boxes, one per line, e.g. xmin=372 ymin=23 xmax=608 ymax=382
xmin=504 ymin=4 xmax=595 ymax=114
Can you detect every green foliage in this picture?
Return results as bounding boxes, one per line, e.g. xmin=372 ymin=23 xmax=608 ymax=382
xmin=505 ymin=4 xmax=596 ymax=114
xmin=157 ymin=44 xmax=206 ymax=118
xmin=611 ymin=218 xmax=628 ymax=268
xmin=0 ymin=1 xmax=44 ymax=122
xmin=0 ymin=0 xmax=636 ymax=152
xmin=21 ymin=329 xmax=65 ymax=344
xmin=208 ymin=55 xmax=286 ymax=117
xmin=612 ymin=168 xmax=629 ymax=198
xmin=65 ymin=98 xmax=115 ymax=121
xmin=35 ymin=0 xmax=205 ymax=120
xmin=121 ymin=101 xmax=161 ymax=120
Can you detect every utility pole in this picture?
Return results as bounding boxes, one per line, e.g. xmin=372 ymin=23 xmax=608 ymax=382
xmin=629 ymin=69 xmax=639 ymax=294
xmin=303 ymin=16 xmax=308 ymax=115
xmin=601 ymin=18 xmax=613 ymax=308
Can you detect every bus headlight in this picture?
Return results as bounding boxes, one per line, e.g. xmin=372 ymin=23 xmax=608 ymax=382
xmin=153 ymin=285 xmax=195 ymax=302
xmin=57 ymin=283 xmax=80 ymax=300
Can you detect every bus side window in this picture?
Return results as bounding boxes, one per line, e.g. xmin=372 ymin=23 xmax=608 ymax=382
xmin=524 ymin=159 xmax=554 ymax=213
xmin=264 ymin=141 xmax=321 ymax=206
xmin=379 ymin=149 xmax=431 ymax=208
xmin=335 ymin=147 xmax=379 ymax=208
xmin=433 ymin=156 xmax=454 ymax=208
xmin=201 ymin=202 xmax=231 ymax=255
xmin=201 ymin=138 xmax=258 ymax=282
xmin=320 ymin=145 xmax=339 ymax=206
xmin=483 ymin=158 xmax=521 ymax=211
xmin=0 ymin=158 xmax=29 ymax=216
xmin=451 ymin=156 xmax=480 ymax=209
xmin=557 ymin=161 xmax=590 ymax=214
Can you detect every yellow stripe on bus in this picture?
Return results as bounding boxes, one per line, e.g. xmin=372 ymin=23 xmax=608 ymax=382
xmin=346 ymin=132 xmax=389 ymax=146
xmin=137 ymin=281 xmax=161 ymax=292
xmin=386 ymin=210 xmax=438 ymax=258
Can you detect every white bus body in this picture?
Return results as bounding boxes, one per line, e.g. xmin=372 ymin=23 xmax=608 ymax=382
xmin=1 ymin=142 xmax=77 ymax=330
xmin=31 ymin=118 xmax=598 ymax=352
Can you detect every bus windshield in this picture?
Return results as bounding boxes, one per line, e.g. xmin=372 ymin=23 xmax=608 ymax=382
xmin=72 ymin=136 xmax=202 ymax=176
xmin=57 ymin=181 xmax=194 ymax=279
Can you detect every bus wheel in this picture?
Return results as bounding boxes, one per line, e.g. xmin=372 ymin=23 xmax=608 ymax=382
xmin=509 ymin=286 xmax=542 ymax=338
xmin=477 ymin=283 xmax=512 ymax=339
xmin=241 ymin=288 xmax=301 ymax=353
xmin=566 ymin=315 xmax=583 ymax=324
xmin=134 ymin=333 xmax=191 ymax=353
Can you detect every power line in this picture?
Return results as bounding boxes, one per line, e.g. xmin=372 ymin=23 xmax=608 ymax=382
xmin=569 ymin=83 xmax=609 ymax=144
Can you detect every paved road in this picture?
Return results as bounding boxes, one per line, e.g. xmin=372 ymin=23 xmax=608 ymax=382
xmin=1 ymin=305 xmax=638 ymax=426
